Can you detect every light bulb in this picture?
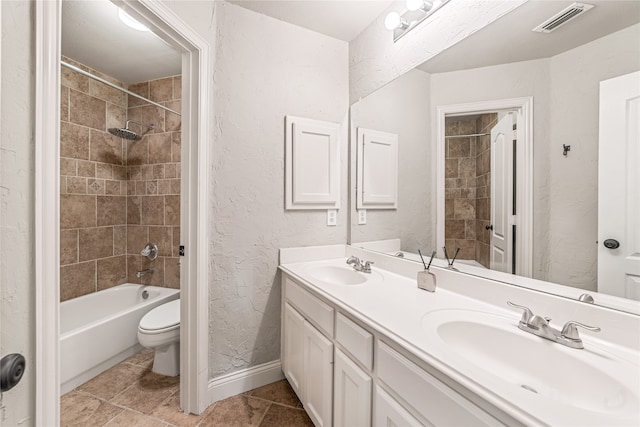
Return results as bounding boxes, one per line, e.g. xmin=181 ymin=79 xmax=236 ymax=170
xmin=406 ymin=0 xmax=433 ymax=12
xmin=384 ymin=11 xmax=402 ymax=30
xmin=118 ymin=9 xmax=150 ymax=32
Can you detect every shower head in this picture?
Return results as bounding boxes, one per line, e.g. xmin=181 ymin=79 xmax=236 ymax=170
xmin=108 ymin=120 xmax=154 ymax=141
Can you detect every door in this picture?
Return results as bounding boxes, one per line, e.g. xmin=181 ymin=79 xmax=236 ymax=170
xmin=598 ymin=71 xmax=640 ymax=300
xmin=303 ymin=321 xmax=333 ymax=427
xmin=490 ymin=113 xmax=515 ymax=273
xmin=283 ymin=303 xmax=305 ymax=398
xmin=333 ymin=349 xmax=372 ymax=427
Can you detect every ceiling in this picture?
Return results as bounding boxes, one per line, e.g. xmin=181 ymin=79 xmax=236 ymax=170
xmin=62 ymin=0 xmax=182 ymax=84
xmin=418 ymin=0 xmax=640 ymax=74
xmin=228 ymin=0 xmax=394 ymax=41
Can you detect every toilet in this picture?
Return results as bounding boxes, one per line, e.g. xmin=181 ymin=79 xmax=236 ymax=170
xmin=137 ymin=299 xmax=180 ymax=376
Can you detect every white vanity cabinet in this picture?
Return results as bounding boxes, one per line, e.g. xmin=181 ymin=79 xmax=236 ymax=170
xmin=282 ymin=278 xmax=334 ymax=427
xmin=281 ymin=272 xmax=503 ymax=427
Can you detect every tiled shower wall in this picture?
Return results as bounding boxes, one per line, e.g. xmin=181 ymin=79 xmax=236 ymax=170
xmin=59 ymin=57 xmax=181 ymax=301
xmin=444 ymin=113 xmax=496 ymax=268
xmin=125 ymin=77 xmax=182 ymax=288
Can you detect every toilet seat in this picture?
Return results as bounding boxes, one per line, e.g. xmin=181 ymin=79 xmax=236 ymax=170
xmin=139 ymin=299 xmax=180 ymax=334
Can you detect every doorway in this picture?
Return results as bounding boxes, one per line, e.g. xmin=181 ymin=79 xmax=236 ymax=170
xmin=34 ymin=1 xmax=211 ymax=423
xmin=436 ymin=97 xmax=533 ymax=277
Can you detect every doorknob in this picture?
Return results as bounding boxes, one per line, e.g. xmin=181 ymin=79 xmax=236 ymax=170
xmin=1 ymin=353 xmax=25 ymax=392
xmin=603 ymin=239 xmax=620 ymax=249
xmin=485 ymin=225 xmax=493 ymax=231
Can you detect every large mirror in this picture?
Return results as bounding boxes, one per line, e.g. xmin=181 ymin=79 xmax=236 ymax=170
xmin=349 ymin=0 xmax=640 ymax=312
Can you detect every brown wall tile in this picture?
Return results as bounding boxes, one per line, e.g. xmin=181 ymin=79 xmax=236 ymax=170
xmin=87 ymin=179 xmax=106 ymax=195
xmin=127 ymin=196 xmax=141 ymax=224
xmin=66 ymin=177 xmax=87 ymax=194
xmin=126 ymin=138 xmax=149 ymax=166
xmin=114 ymin=225 xmax=127 ymax=256
xmin=149 ymin=77 xmax=173 ymax=103
xmin=172 ymin=227 xmax=180 ymax=257
xmin=127 ymin=82 xmax=149 ymax=108
xmin=79 ymin=227 xmax=114 ymax=261
xmin=96 ymin=163 xmax=113 ymax=179
xmin=141 ymin=196 xmax=165 ymax=225
xmin=106 ymin=103 xmax=127 ymax=131
xmin=62 ymin=66 xmax=89 ymax=93
xmin=61 ymin=195 xmax=96 ymax=229
xmin=148 ymin=134 xmax=172 ymax=164
xmin=77 ymin=160 xmax=96 ymax=177
xmin=172 ymin=76 xmax=182 ymax=99
xmin=454 ymin=198 xmax=476 ymax=220
xmin=60 ymin=229 xmax=78 ymax=265
xmin=61 ymin=158 xmax=76 ymax=176
xmin=164 ymin=195 xmax=180 ymax=226
xmin=61 ymin=85 xmax=69 ymax=121
xmin=164 ymin=258 xmax=180 ymax=289
xmin=91 ymin=130 xmax=124 ymax=165
xmin=60 ymin=261 xmax=96 ymax=301
xmin=90 ymin=80 xmax=126 ymax=106
xmin=164 ymin=100 xmax=181 ymax=132
xmin=445 ymin=220 xmax=465 ymax=239
xmin=127 ymin=225 xmax=149 ymax=254
xmin=97 ymin=196 xmax=127 ymax=226
xmin=97 ymin=256 xmax=128 ymax=291
xmin=148 ymin=226 xmax=172 ymax=257
xmin=69 ymin=89 xmax=106 ymax=130
xmin=171 ymin=132 xmax=181 ymax=162
xmin=61 ymin=122 xmax=90 ymax=160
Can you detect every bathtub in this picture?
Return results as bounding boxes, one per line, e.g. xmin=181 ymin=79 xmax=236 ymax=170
xmin=60 ymin=284 xmax=179 ymax=394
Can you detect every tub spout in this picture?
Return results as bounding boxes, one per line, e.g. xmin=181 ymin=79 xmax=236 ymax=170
xmin=136 ymin=269 xmax=154 ymax=278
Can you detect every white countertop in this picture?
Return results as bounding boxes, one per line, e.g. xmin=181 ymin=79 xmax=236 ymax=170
xmin=280 ymin=252 xmax=640 ymax=427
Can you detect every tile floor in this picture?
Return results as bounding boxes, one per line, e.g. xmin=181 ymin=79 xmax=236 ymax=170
xmin=61 ymin=349 xmax=314 ymax=427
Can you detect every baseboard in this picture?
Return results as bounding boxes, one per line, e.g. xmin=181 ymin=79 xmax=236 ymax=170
xmin=207 ymin=360 xmax=284 ymax=403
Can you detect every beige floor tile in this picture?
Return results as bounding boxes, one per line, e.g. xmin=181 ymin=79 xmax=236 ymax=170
xmin=111 ymin=370 xmax=179 ymax=414
xmin=60 ymin=391 xmax=123 ymax=426
xmin=245 ymin=380 xmax=301 ymax=408
xmin=198 ymin=395 xmax=271 ymax=427
xmin=258 ymin=404 xmax=314 ymax=427
xmin=125 ymin=348 xmax=155 ymax=368
xmin=151 ymin=391 xmax=214 ymax=427
xmin=104 ymin=409 xmax=168 ymax=427
xmin=77 ymin=363 xmax=147 ymax=400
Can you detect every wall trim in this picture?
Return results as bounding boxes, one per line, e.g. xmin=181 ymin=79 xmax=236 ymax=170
xmin=435 ymin=97 xmax=533 ymax=277
xmin=208 ymin=361 xmax=284 ymax=403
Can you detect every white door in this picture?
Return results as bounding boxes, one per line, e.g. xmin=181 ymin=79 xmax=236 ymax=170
xmin=333 ymin=349 xmax=372 ymax=427
xmin=303 ymin=321 xmax=333 ymax=427
xmin=598 ymin=71 xmax=640 ymax=300
xmin=283 ymin=303 xmax=305 ymax=399
xmin=490 ymin=114 xmax=515 ymax=273
xmin=373 ymin=387 xmax=423 ymax=427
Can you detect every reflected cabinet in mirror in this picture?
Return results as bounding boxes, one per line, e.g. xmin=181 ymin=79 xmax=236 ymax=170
xmin=349 ymin=1 xmax=640 ymax=311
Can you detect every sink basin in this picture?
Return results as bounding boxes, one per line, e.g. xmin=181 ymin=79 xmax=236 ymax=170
xmin=305 ymin=265 xmax=381 ymax=285
xmin=421 ymin=310 xmax=639 ymax=417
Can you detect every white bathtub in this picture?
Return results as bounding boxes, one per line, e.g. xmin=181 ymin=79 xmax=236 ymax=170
xmin=60 ymin=284 xmax=179 ymax=393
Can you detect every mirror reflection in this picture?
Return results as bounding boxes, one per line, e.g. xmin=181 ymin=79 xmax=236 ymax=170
xmin=349 ymin=0 xmax=640 ymax=306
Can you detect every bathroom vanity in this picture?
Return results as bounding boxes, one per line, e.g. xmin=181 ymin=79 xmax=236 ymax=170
xmin=279 ymin=245 xmax=640 ymax=427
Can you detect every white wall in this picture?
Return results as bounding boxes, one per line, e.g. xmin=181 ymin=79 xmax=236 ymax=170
xmin=349 ymin=0 xmax=526 ymax=103
xmin=547 ymin=24 xmax=640 ymax=290
xmin=207 ymin=2 xmax=349 ymax=377
xmin=350 ymin=69 xmax=433 ymax=252
xmin=0 ymin=1 xmax=35 ymax=424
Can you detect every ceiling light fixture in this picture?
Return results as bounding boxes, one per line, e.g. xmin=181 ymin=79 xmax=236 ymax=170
xmin=118 ymin=8 xmax=150 ymax=32
xmin=385 ymin=0 xmax=451 ymax=42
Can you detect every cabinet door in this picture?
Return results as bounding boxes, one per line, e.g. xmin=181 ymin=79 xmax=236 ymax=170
xmin=374 ymin=387 xmax=424 ymax=427
xmin=283 ymin=303 xmax=305 ymax=399
xmin=334 ymin=349 xmax=372 ymax=427
xmin=304 ymin=321 xmax=334 ymax=427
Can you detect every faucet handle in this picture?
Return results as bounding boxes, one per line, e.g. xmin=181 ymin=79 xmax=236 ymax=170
xmin=561 ymin=321 xmax=601 ymax=341
xmin=507 ymin=301 xmax=534 ymax=325
xmin=346 ymin=256 xmax=360 ymax=265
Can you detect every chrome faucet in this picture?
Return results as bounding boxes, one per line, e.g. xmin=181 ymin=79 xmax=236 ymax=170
xmin=346 ymin=256 xmax=374 ymax=273
xmin=136 ymin=268 xmax=154 ymax=278
xmin=507 ymin=301 xmax=601 ymax=349
xmin=141 ymin=243 xmax=158 ymax=261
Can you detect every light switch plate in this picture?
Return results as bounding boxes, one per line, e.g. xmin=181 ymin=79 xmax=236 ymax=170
xmin=358 ymin=209 xmax=367 ymax=225
xmin=327 ymin=209 xmax=337 ymax=226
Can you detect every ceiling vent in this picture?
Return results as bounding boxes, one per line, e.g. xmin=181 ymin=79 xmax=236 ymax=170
xmin=532 ymin=2 xmax=594 ymax=33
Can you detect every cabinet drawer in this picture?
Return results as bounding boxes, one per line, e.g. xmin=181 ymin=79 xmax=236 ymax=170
xmin=285 ymin=277 xmax=334 ymax=337
xmin=377 ymin=341 xmax=501 ymax=427
xmin=336 ymin=312 xmax=373 ymax=371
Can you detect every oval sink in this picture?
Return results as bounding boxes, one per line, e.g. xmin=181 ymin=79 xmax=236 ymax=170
xmin=421 ymin=310 xmax=639 ymax=417
xmin=306 ymin=265 xmax=380 ymax=285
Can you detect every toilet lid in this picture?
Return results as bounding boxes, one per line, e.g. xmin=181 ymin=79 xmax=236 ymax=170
xmin=139 ymin=299 xmax=180 ymax=331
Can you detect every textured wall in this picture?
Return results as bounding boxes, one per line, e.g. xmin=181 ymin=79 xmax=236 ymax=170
xmin=59 ymin=58 xmax=129 ymax=301
xmin=547 ymin=24 xmax=640 ymax=290
xmin=208 ymin=2 xmax=349 ymax=377
xmin=0 ymin=0 xmax=35 ymax=424
xmin=350 ymin=69 xmax=432 ymax=253
xmin=348 ymin=0 xmax=527 ymax=103
xmin=126 ymin=75 xmax=182 ymax=289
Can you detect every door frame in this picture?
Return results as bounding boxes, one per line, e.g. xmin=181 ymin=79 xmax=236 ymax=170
xmin=435 ymin=97 xmax=533 ymax=277
xmin=34 ymin=1 xmax=211 ymax=423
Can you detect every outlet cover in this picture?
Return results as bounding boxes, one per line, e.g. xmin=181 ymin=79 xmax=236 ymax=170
xmin=327 ymin=209 xmax=337 ymax=226
xmin=358 ymin=209 xmax=367 ymax=225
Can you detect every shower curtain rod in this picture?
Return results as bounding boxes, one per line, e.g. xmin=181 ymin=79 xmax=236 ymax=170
xmin=445 ymin=133 xmax=490 ymax=138
xmin=60 ymin=60 xmax=182 ymax=116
